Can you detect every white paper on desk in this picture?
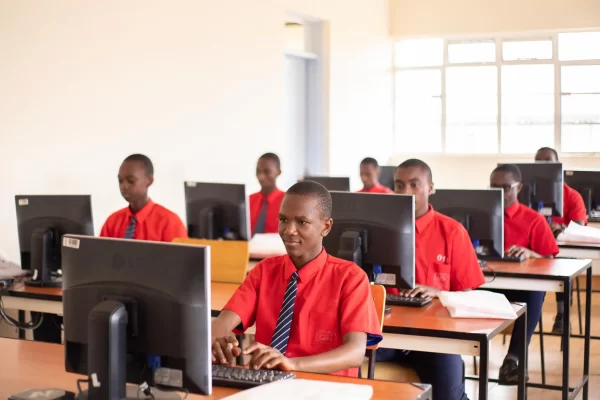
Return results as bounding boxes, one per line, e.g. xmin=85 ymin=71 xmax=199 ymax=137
xmin=221 ymin=379 xmax=373 ymax=400
xmin=557 ymin=221 xmax=600 ymax=244
xmin=0 ymin=252 xmax=25 ymax=280
xmin=438 ymin=290 xmax=518 ymax=319
xmin=249 ymin=233 xmax=286 ymax=257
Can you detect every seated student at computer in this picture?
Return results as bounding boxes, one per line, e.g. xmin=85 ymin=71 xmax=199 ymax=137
xmin=380 ymin=159 xmax=485 ymax=400
xmin=535 ymin=147 xmax=587 ymax=334
xmin=490 ymin=164 xmax=559 ymax=385
xmin=249 ymin=153 xmax=286 ymax=235
xmin=358 ymin=157 xmax=393 ymax=193
xmin=211 ymin=181 xmax=382 ymax=376
xmin=100 ymin=154 xmax=187 ymax=241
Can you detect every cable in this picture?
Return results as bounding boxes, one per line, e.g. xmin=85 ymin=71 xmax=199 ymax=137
xmin=0 ymin=298 xmax=44 ymax=330
xmin=76 ymin=379 xmax=88 ymax=395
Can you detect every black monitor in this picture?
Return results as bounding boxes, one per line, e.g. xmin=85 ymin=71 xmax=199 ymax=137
xmin=15 ymin=195 xmax=94 ymax=288
xmin=564 ymin=170 xmax=600 ymax=218
xmin=378 ymin=166 xmax=396 ymax=191
xmin=323 ymin=192 xmax=415 ymax=289
xmin=430 ymin=189 xmax=504 ymax=258
xmin=302 ymin=176 xmax=350 ymax=191
xmin=62 ymin=235 xmax=211 ymax=397
xmin=184 ymin=182 xmax=249 ymax=241
xmin=499 ymin=162 xmax=563 ymax=217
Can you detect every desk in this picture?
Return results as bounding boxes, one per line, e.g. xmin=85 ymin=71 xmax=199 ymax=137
xmin=0 ymin=338 xmax=430 ymax=400
xmin=481 ymin=258 xmax=592 ymax=400
xmin=558 ymin=240 xmax=600 ymax=264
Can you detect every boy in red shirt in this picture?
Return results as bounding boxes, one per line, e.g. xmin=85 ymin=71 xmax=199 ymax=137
xmin=358 ymin=157 xmax=394 ymax=194
xmin=535 ymin=147 xmax=588 ymax=333
xmin=211 ymin=181 xmax=382 ymax=376
xmin=100 ymin=154 xmax=187 ymax=242
xmin=490 ymin=164 xmax=559 ymax=385
xmin=249 ymin=153 xmax=286 ymax=235
xmin=379 ymin=159 xmax=484 ymax=400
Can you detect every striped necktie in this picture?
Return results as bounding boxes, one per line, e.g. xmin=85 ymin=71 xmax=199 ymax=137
xmin=254 ymin=199 xmax=268 ymax=234
xmin=271 ymin=271 xmax=299 ymax=354
xmin=124 ymin=216 xmax=137 ymax=239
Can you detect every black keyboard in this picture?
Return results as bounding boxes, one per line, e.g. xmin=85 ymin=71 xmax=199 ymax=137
xmin=386 ymin=294 xmax=432 ymax=307
xmin=478 ymin=254 xmax=525 ymax=262
xmin=212 ymin=365 xmax=295 ymax=389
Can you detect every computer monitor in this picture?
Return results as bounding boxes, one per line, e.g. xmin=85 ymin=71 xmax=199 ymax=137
xmin=499 ymin=162 xmax=563 ymax=217
xmin=62 ymin=235 xmax=211 ymax=397
xmin=15 ymin=195 xmax=94 ymax=287
xmin=379 ymin=166 xmax=396 ymax=191
xmin=430 ymin=189 xmax=504 ymax=258
xmin=302 ymin=176 xmax=350 ymax=191
xmin=184 ymin=181 xmax=250 ymax=241
xmin=564 ymin=169 xmax=600 ymax=217
xmin=323 ymin=192 xmax=415 ymax=289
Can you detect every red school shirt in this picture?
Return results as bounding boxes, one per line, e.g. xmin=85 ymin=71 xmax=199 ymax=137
xmin=99 ymin=199 xmax=188 ymax=242
xmin=223 ymin=249 xmax=383 ymax=377
xmin=386 ymin=206 xmax=485 ymax=294
xmin=358 ymin=183 xmax=394 ymax=194
xmin=249 ymin=188 xmax=286 ymax=235
xmin=552 ymin=183 xmax=588 ymax=226
xmin=504 ymin=202 xmax=559 ymax=257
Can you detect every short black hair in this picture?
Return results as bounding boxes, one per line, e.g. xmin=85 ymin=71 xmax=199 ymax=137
xmin=259 ymin=153 xmax=281 ymax=170
xmin=123 ymin=154 xmax=154 ymax=177
xmin=536 ymin=147 xmax=559 ymax=161
xmin=397 ymin=158 xmax=433 ymax=183
xmin=286 ymin=180 xmax=332 ymax=219
xmin=360 ymin=157 xmax=379 ymax=168
xmin=492 ymin=164 xmax=522 ymax=182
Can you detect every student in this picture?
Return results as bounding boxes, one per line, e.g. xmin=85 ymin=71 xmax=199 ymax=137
xmin=534 ymin=147 xmax=587 ymax=333
xmin=100 ymin=154 xmax=187 ymax=242
xmin=249 ymin=153 xmax=285 ymax=235
xmin=358 ymin=157 xmax=394 ymax=193
xmin=380 ymin=159 xmax=485 ymax=400
xmin=489 ymin=164 xmax=559 ymax=385
xmin=211 ymin=181 xmax=382 ymax=377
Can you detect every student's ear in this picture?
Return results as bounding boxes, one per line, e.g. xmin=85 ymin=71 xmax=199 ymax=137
xmin=147 ymin=176 xmax=155 ymax=187
xmin=376 ymin=167 xmax=381 ymax=178
xmin=517 ymin=183 xmax=523 ymax=194
xmin=321 ymin=218 xmax=333 ymax=237
xmin=277 ymin=168 xmax=282 ymax=178
xmin=428 ymin=182 xmax=435 ymax=196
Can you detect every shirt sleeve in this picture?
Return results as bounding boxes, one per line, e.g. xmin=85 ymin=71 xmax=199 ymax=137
xmin=531 ymin=218 xmax=560 ymax=257
xmin=339 ymin=268 xmax=383 ymax=347
xmin=162 ymin=214 xmax=188 ymax=242
xmin=566 ymin=188 xmax=588 ymax=225
xmin=223 ymin=262 xmax=262 ymax=333
xmin=449 ymin=225 xmax=485 ymax=291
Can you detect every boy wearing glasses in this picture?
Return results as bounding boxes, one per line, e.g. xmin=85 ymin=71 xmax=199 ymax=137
xmin=489 ymin=164 xmax=559 ymax=385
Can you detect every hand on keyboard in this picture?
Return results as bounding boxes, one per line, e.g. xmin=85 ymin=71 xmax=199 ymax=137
xmin=398 ymin=285 xmax=440 ymax=299
xmin=212 ymin=336 xmax=242 ymax=366
xmin=244 ymin=342 xmax=296 ymax=371
xmin=505 ymin=245 xmax=540 ymax=260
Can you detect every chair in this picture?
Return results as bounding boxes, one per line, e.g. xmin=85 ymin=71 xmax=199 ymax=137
xmin=365 ymin=284 xmax=386 ymax=379
xmin=172 ymin=238 xmax=249 ymax=283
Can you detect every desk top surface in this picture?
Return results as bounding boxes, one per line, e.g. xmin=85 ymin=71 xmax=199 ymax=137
xmin=557 ymin=240 xmax=600 ymax=250
xmin=0 ymin=338 xmax=427 ymax=400
xmin=483 ymin=257 xmax=591 ymax=279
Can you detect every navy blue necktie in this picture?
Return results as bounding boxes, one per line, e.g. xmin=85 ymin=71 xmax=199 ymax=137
xmin=271 ymin=272 xmax=299 ymax=354
xmin=254 ymin=200 xmax=268 ymax=234
xmin=124 ymin=216 xmax=137 ymax=239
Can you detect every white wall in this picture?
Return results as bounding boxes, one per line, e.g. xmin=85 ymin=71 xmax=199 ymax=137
xmin=0 ymin=0 xmax=392 ymax=261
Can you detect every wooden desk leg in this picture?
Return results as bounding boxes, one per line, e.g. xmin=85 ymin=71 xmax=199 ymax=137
xmin=478 ymin=339 xmax=489 ymax=400
xmin=583 ymin=269 xmax=592 ymax=400
xmin=562 ymin=279 xmax=570 ymax=400
xmin=517 ymin=306 xmax=527 ymax=400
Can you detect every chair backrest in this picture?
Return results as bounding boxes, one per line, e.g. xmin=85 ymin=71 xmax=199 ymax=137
xmin=368 ymin=283 xmax=386 ymax=350
xmin=172 ymin=238 xmax=249 ymax=283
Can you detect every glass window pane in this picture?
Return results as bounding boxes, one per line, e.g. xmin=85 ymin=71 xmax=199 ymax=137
xmin=395 ymin=39 xmax=443 ymax=67
xmin=445 ymin=125 xmax=498 ymax=153
xmin=446 ymin=66 xmax=497 ymax=95
xmin=561 ymin=93 xmax=600 ymax=152
xmin=561 ymin=124 xmax=600 ymax=152
xmin=502 ymin=65 xmax=554 ymax=95
xmin=502 ymin=40 xmax=553 ymax=61
xmin=395 ymin=98 xmax=442 ymax=152
xmin=562 ymin=94 xmax=600 ymax=123
xmin=448 ymin=41 xmax=495 ymax=63
xmin=501 ymin=125 xmax=554 ymax=154
xmin=396 ymin=70 xmax=441 ymax=97
xmin=559 ymin=32 xmax=600 ymax=61
xmin=561 ymin=66 xmax=600 ymax=94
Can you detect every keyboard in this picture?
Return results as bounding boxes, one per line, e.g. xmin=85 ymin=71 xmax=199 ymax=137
xmin=212 ymin=365 xmax=295 ymax=389
xmin=478 ymin=254 xmax=525 ymax=262
xmin=386 ymin=294 xmax=432 ymax=307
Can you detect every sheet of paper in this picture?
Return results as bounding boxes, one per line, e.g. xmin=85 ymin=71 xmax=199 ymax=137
xmin=558 ymin=221 xmax=600 ymax=244
xmin=438 ymin=290 xmax=517 ymax=319
xmin=222 ymin=379 xmax=373 ymax=400
xmin=249 ymin=233 xmax=286 ymax=257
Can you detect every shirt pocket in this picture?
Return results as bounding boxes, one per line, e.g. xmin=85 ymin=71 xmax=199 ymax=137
xmin=308 ymin=311 xmax=340 ymax=352
xmin=426 ymin=262 xmax=452 ymax=291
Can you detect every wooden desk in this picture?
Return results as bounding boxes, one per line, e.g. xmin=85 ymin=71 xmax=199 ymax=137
xmin=0 ymin=338 xmax=430 ymax=400
xmin=480 ymin=258 xmax=592 ymax=400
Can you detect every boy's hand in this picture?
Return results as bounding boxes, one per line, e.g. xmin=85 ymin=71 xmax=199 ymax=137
xmin=244 ymin=342 xmax=297 ymax=371
xmin=505 ymin=245 xmax=540 ymax=259
xmin=212 ymin=336 xmax=242 ymax=366
xmin=398 ymin=285 xmax=440 ymax=299
xmin=550 ymin=222 xmax=565 ymax=237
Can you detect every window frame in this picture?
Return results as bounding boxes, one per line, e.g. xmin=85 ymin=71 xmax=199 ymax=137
xmin=392 ymin=31 xmax=600 ymax=156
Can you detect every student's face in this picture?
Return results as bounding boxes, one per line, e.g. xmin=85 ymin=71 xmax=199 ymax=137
xmin=278 ymin=194 xmax=332 ymax=261
xmin=360 ymin=164 xmax=379 ymax=187
xmin=118 ymin=161 xmax=153 ymax=204
xmin=394 ymin=167 xmax=433 ymax=218
xmin=256 ymin=158 xmax=280 ymax=190
xmin=490 ymin=171 xmax=522 ymax=209
xmin=534 ymin=149 xmax=558 ymax=162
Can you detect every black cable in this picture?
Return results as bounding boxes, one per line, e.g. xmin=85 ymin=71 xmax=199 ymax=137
xmin=0 ymin=298 xmax=44 ymax=330
xmin=76 ymin=379 xmax=88 ymax=395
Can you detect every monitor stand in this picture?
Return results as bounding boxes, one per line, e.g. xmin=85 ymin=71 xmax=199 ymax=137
xmin=337 ymin=230 xmax=366 ymax=268
xmin=25 ymin=228 xmax=62 ymax=288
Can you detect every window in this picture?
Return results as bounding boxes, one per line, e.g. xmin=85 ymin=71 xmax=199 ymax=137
xmin=393 ymin=31 xmax=600 ymax=154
